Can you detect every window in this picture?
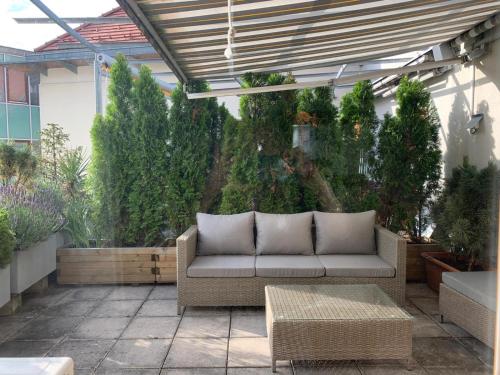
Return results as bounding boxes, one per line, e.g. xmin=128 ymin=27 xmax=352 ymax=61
xmin=7 ymin=68 xmax=28 ymax=103
xmin=0 ymin=68 xmax=5 ymax=102
xmin=28 ymin=73 xmax=40 ymax=106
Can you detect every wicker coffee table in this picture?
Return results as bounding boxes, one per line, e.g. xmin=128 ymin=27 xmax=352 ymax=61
xmin=265 ymin=284 xmax=412 ymax=371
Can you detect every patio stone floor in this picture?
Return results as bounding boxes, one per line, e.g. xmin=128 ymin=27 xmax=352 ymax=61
xmin=0 ymin=282 xmax=493 ymax=374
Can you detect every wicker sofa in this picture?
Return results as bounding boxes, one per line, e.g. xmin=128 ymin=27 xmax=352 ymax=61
xmin=440 ymin=271 xmax=496 ymax=348
xmin=176 ymin=211 xmax=406 ymax=314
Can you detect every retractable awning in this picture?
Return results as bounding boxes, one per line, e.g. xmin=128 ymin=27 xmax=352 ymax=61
xmin=117 ymin=0 xmax=500 ymax=85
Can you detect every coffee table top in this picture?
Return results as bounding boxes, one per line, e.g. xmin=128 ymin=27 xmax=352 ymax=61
xmin=265 ymin=284 xmax=411 ymax=321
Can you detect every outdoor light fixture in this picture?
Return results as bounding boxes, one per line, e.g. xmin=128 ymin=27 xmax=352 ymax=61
xmin=466 ymin=113 xmax=483 ymax=135
xmin=224 ymin=0 xmax=234 ymax=60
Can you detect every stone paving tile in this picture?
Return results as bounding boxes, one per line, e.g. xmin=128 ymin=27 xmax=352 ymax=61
xmin=96 ymin=368 xmax=159 ymax=375
xmin=14 ymin=315 xmax=82 ymax=340
xmin=137 ymin=300 xmax=178 ymax=317
xmin=413 ymin=337 xmax=485 ymax=369
xmin=228 ymin=368 xmax=293 ymax=374
xmin=458 ymin=337 xmax=494 ymax=367
xmin=164 ymin=338 xmax=228 ymax=368
xmin=230 ymin=311 xmax=267 ymax=338
xmin=122 ymin=317 xmax=180 ymax=339
xmin=61 ymin=286 xmax=114 ymax=301
xmin=228 ymin=337 xmax=288 ymax=368
xmin=0 ymin=339 xmax=58 ymax=357
xmin=293 ymin=362 xmax=360 ymax=374
xmin=412 ymin=315 xmax=449 ymax=338
xmin=183 ymin=306 xmax=231 ymax=317
xmin=90 ymin=299 xmax=144 ymax=318
xmin=358 ymin=364 xmax=427 ymax=375
xmin=176 ymin=316 xmax=230 ymax=338
xmin=410 ymin=297 xmax=440 ymax=316
xmin=424 ymin=366 xmax=492 ymax=374
xmin=405 ymin=283 xmax=438 ymax=298
xmin=43 ymin=300 xmax=99 ymax=317
xmin=106 ymin=286 xmax=153 ymax=300
xmin=100 ymin=338 xmax=171 ymax=369
xmin=161 ymin=369 xmax=226 ymax=375
xmin=0 ymin=316 xmax=32 ymax=343
xmin=149 ymin=285 xmax=177 ymax=300
xmin=71 ymin=317 xmax=131 ymax=339
xmin=438 ymin=321 xmax=472 ymax=338
xmin=48 ymin=339 xmax=115 ymax=369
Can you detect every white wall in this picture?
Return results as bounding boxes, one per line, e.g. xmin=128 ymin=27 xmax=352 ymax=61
xmin=39 ymin=65 xmax=96 ymax=153
xmin=375 ymin=37 xmax=500 ymax=176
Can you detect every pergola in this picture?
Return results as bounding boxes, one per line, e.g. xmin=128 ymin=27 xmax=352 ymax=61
xmin=115 ymin=0 xmax=500 ymax=97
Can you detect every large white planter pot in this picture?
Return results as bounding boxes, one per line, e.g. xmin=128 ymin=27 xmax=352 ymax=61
xmin=10 ymin=233 xmax=63 ymax=294
xmin=0 ymin=265 xmax=10 ymax=308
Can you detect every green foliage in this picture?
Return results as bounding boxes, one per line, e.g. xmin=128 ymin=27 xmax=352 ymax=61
xmin=432 ymin=161 xmax=498 ymax=270
xmin=127 ymin=65 xmax=170 ymax=245
xmin=63 ymin=197 xmax=91 ymax=248
xmin=89 ymin=54 xmax=133 ymax=245
xmin=376 ymin=76 xmax=441 ymax=240
xmin=40 ymin=123 xmax=69 ymax=181
xmin=0 ymin=143 xmax=37 ymax=187
xmin=166 ymin=81 xmax=211 ymax=234
xmin=59 ymin=147 xmax=88 ymax=200
xmin=336 ymin=81 xmax=379 ymax=212
xmin=0 ymin=209 xmax=15 ymax=268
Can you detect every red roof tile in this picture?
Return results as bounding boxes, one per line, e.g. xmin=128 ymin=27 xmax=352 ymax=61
xmin=35 ymin=7 xmax=147 ymax=52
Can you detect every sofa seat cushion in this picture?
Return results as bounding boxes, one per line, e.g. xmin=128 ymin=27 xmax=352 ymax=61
xmin=318 ymin=255 xmax=395 ymax=278
xmin=255 ymin=212 xmax=314 ymax=255
xmin=313 ymin=211 xmax=376 ymax=255
xmin=255 ymin=255 xmax=324 ymax=278
xmin=188 ymin=256 xmax=256 ymax=278
xmin=443 ymin=271 xmax=496 ymax=311
xmin=196 ymin=212 xmax=255 ymax=255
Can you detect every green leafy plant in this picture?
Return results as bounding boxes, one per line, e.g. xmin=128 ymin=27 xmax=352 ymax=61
xmin=0 ymin=208 xmax=15 ymax=268
xmin=40 ymin=123 xmax=69 ymax=181
xmin=376 ymin=76 xmax=441 ymax=241
xmin=59 ymin=147 xmax=89 ymax=200
xmin=432 ymin=160 xmax=498 ymax=271
xmin=0 ymin=143 xmax=37 ymax=188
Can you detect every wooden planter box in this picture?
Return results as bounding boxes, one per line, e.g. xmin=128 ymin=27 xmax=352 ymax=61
xmin=406 ymin=242 xmax=443 ymax=282
xmin=421 ymin=251 xmax=460 ymax=293
xmin=57 ymin=247 xmax=176 ymax=284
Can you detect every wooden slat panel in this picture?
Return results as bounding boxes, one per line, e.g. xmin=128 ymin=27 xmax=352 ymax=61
xmin=58 ymin=254 xmax=153 ymax=263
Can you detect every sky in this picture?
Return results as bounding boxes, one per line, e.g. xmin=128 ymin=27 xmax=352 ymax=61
xmin=0 ymin=0 xmax=119 ymax=51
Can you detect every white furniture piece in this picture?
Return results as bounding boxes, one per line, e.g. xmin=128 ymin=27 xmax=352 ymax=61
xmin=0 ymin=358 xmax=74 ymax=375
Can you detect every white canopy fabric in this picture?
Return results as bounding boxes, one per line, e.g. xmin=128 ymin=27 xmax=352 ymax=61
xmin=118 ymin=0 xmax=500 ymax=83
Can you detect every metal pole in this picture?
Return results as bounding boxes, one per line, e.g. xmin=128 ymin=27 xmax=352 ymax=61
xmin=94 ymin=56 xmax=102 ymax=114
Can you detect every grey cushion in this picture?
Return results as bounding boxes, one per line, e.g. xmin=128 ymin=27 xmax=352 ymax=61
xmin=188 ymin=256 xmax=256 ymax=278
xmin=255 ymin=212 xmax=314 ymax=255
xmin=318 ymin=255 xmax=395 ymax=277
xmin=313 ymin=210 xmax=376 ymax=254
xmin=196 ymin=212 xmax=255 ymax=255
xmin=255 ymin=255 xmax=324 ymax=277
xmin=443 ymin=271 xmax=496 ymax=311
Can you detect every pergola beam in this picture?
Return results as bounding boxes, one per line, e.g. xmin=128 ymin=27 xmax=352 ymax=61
xmin=186 ymin=58 xmax=462 ymax=99
xmin=14 ymin=17 xmax=132 ymax=24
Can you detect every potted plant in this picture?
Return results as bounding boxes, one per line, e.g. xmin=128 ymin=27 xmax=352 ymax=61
xmin=0 ymin=208 xmax=15 ymax=308
xmin=376 ymin=76 xmax=442 ymax=282
xmin=423 ymin=160 xmax=498 ymax=292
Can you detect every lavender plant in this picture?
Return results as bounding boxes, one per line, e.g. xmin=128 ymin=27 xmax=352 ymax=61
xmin=0 ymin=185 xmax=65 ymax=250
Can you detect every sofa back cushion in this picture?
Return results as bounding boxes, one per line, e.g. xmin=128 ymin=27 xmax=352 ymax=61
xmin=196 ymin=212 xmax=255 ymax=255
xmin=313 ymin=210 xmax=376 ymax=255
xmin=255 ymin=212 xmax=314 ymax=255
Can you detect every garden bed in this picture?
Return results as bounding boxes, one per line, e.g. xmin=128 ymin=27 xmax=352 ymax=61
xmin=57 ymin=247 xmax=176 ymax=284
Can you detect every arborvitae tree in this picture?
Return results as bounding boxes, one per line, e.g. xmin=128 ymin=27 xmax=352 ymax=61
xmin=337 ymin=80 xmax=379 ymax=212
xmin=377 ymin=76 xmax=441 ymax=240
xmin=219 ymin=121 xmax=259 ymax=213
xmin=127 ymin=65 xmax=169 ymax=245
xmin=89 ymin=54 xmax=133 ymax=245
xmin=166 ymin=81 xmax=211 ymax=234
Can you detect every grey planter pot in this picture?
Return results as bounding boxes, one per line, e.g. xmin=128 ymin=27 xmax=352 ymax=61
xmin=0 ymin=265 xmax=10 ymax=308
xmin=10 ymin=233 xmax=64 ymax=294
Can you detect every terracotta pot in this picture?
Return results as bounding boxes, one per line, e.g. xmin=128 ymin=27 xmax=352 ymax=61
xmin=406 ymin=242 xmax=443 ymax=282
xmin=421 ymin=251 xmax=460 ymax=293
